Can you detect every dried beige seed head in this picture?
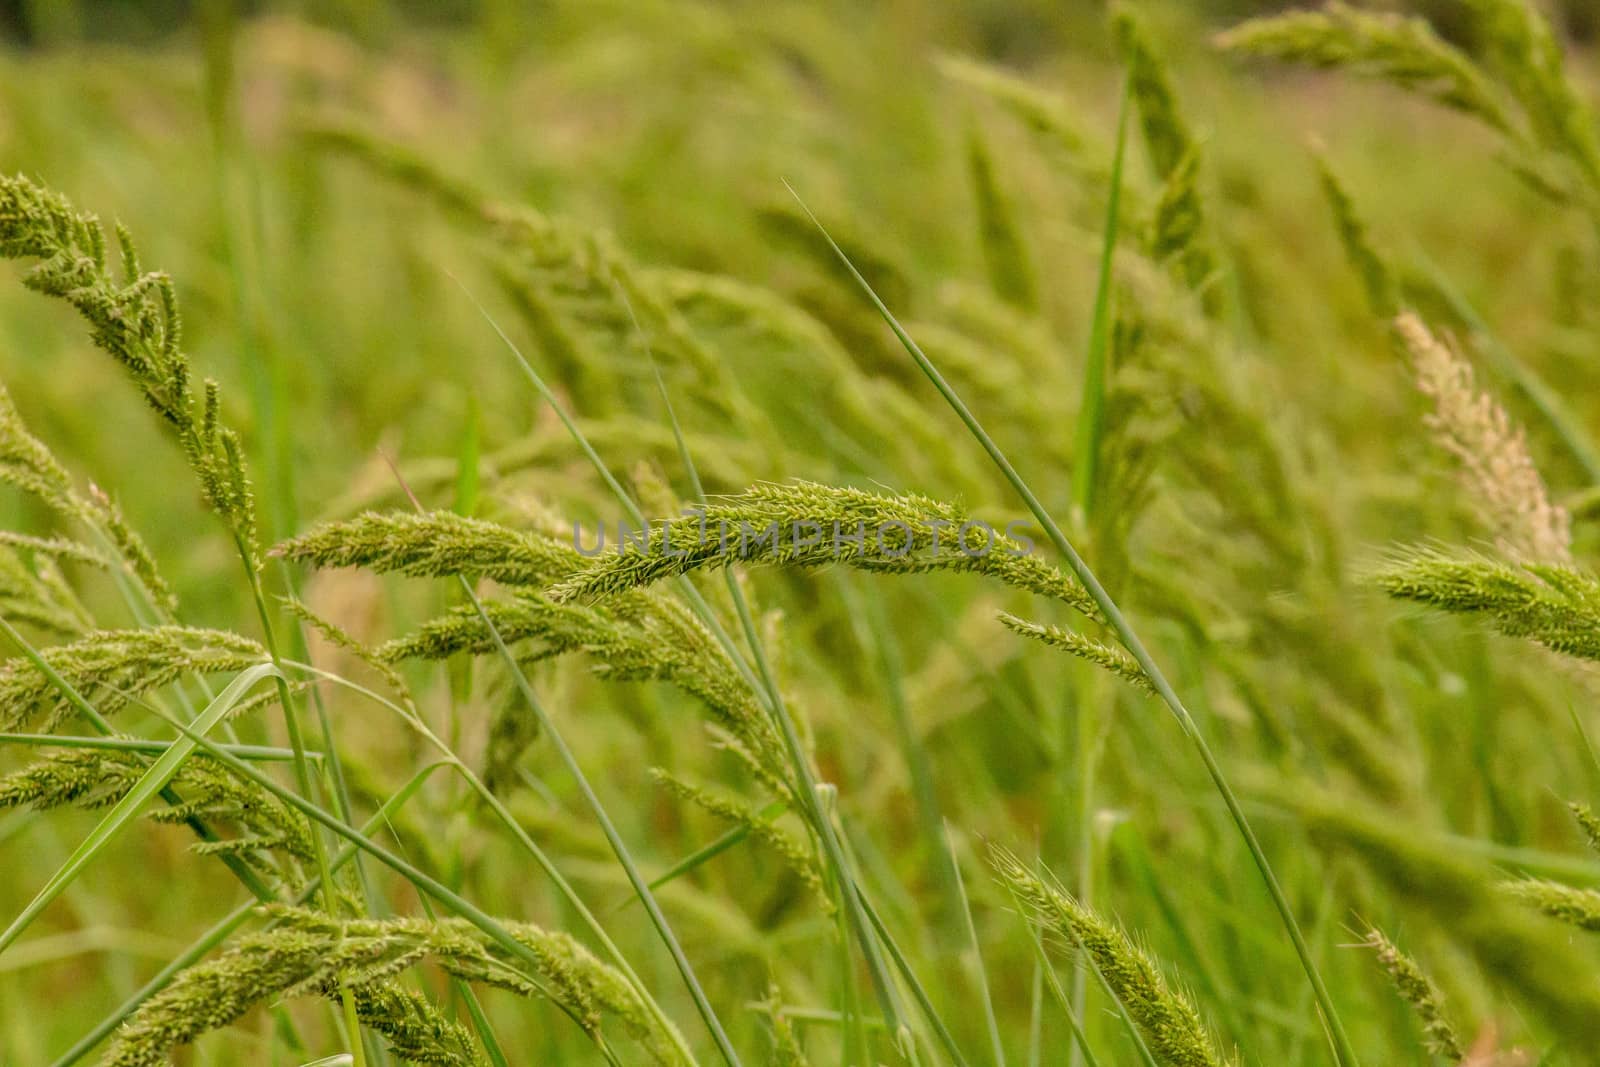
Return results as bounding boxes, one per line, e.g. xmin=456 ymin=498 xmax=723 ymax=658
xmin=1396 ymin=312 xmax=1570 ymax=564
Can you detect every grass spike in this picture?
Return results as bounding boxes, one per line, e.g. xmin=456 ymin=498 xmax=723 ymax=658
xmin=990 ymin=847 xmax=1229 ymax=1067
xmin=1361 ymin=928 xmax=1463 ymax=1061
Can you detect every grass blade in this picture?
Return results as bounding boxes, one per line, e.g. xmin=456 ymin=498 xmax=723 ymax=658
xmin=151 ymin=711 xmax=685 ymax=1061
xmin=0 ymin=733 xmax=316 ymax=762
xmin=0 ymin=661 xmax=282 ymax=958
xmin=280 ymin=657 xmax=699 ymax=1067
xmin=646 ymin=799 xmax=787 ymax=892
xmin=1004 ymin=880 xmax=1103 ymax=1067
xmin=786 ymin=181 xmax=1361 ymax=1067
xmin=1071 ymin=73 xmax=1131 ymax=522
xmin=945 ymin=824 xmax=1007 ymax=1067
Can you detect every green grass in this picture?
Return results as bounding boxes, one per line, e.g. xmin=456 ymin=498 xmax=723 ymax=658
xmin=3 ymin=1 xmax=1600 ymax=1065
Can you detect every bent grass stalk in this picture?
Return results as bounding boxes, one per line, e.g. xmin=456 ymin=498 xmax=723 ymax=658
xmin=786 ymin=183 xmax=1361 ymax=1067
xmin=0 ymin=614 xmax=277 ymax=905
xmin=147 ymin=711 xmax=669 ymax=1062
xmin=6 ymin=613 xmax=678 ymax=1063
xmin=0 ymin=177 xmax=353 ymax=1044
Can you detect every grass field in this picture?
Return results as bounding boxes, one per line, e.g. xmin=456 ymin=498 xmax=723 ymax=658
xmin=2 ymin=2 xmax=1600 ymax=1065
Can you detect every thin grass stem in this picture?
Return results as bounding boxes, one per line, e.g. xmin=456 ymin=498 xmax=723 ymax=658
xmin=0 ymin=732 xmax=316 ymax=761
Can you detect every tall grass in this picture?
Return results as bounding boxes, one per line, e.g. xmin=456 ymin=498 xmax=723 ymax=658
xmin=2 ymin=1 xmax=1600 ymax=1065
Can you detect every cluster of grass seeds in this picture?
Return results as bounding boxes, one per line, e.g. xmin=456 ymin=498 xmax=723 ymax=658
xmin=103 ymin=904 xmax=681 ymax=1067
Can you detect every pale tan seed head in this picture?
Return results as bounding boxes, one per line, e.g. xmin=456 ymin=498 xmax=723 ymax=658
xmin=1396 ymin=311 xmax=1570 ymax=564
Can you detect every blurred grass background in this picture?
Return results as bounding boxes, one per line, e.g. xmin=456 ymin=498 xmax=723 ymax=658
xmin=2 ymin=1 xmax=1600 ymax=1064
xmin=2 ymin=0 xmax=1587 ymax=596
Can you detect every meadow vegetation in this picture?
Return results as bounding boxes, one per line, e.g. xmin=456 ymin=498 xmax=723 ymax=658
xmin=1 ymin=2 xmax=1600 ymax=1064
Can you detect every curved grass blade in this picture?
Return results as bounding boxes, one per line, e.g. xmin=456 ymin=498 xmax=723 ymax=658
xmin=281 ymin=657 xmax=700 ymax=1067
xmin=0 ymin=616 xmax=278 ymax=905
xmin=646 ymin=799 xmax=787 ymax=893
xmin=786 ymin=182 xmax=1360 ymax=1067
xmin=0 ymin=661 xmax=283 ymax=958
xmin=155 ymin=713 xmax=687 ymax=1063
